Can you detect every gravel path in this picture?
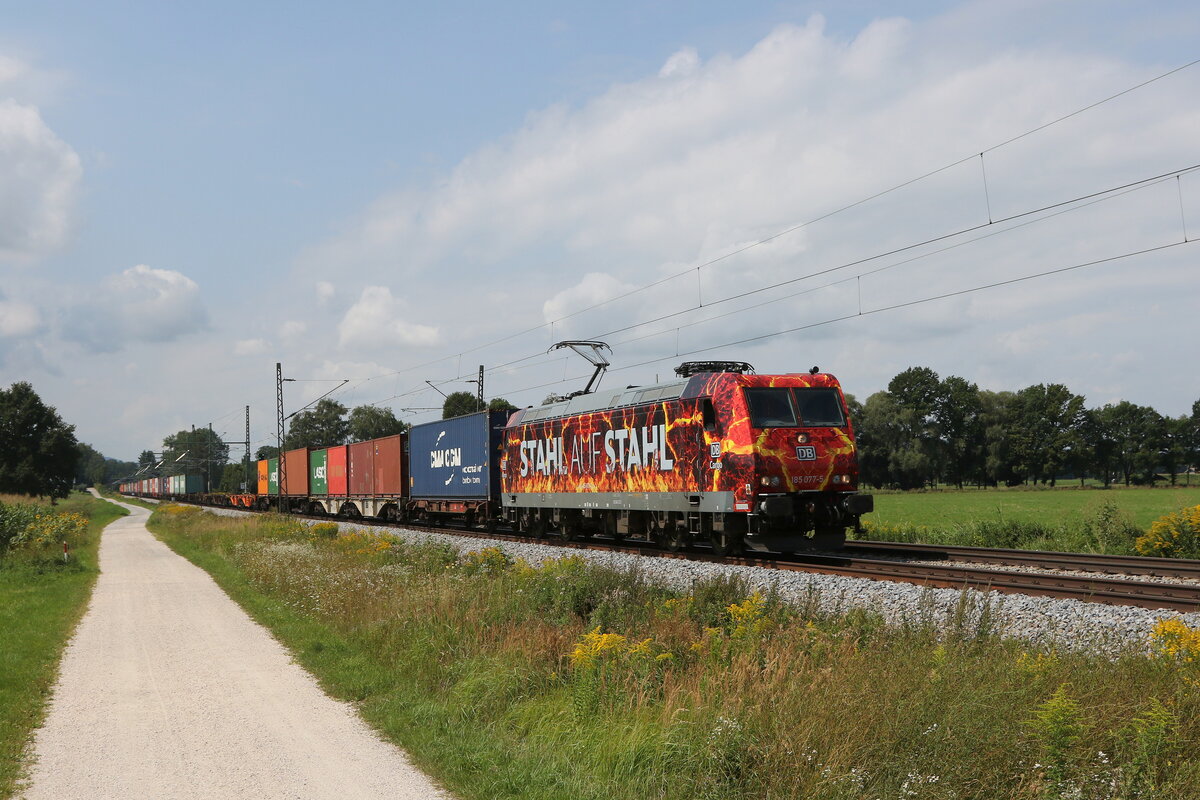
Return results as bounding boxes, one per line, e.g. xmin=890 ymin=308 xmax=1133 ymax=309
xmin=22 ymin=494 xmax=450 ymax=800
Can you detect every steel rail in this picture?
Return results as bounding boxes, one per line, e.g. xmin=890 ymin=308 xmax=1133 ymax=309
xmin=845 ymin=540 xmax=1200 ymax=581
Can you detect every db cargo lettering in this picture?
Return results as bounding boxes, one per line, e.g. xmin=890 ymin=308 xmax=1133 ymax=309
xmin=519 ymin=424 xmax=675 ymax=477
xmin=431 ymin=448 xmax=462 ymax=469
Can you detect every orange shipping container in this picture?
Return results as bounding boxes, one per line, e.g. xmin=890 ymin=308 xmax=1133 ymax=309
xmin=282 ymin=447 xmax=310 ymax=496
xmin=372 ymin=434 xmax=406 ymax=496
xmin=257 ymin=459 xmax=269 ymax=494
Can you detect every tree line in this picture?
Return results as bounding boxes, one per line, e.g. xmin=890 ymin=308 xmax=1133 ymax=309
xmin=850 ymin=367 xmax=1200 ymax=490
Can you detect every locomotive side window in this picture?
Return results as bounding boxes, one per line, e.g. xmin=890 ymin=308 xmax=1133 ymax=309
xmin=792 ymin=388 xmax=846 ymax=427
xmin=701 ymin=398 xmax=718 ymax=432
xmin=744 ymin=388 xmax=798 ymax=427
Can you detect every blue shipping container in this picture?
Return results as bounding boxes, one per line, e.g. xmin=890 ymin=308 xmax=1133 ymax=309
xmin=408 ymin=410 xmax=507 ymax=499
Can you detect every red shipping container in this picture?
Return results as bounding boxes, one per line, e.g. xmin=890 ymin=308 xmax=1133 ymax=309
xmin=373 ymin=434 xmax=406 ymax=495
xmin=348 ymin=440 xmax=374 ymax=495
xmin=327 ymin=445 xmax=348 ymax=495
xmin=282 ymin=447 xmax=310 ymax=496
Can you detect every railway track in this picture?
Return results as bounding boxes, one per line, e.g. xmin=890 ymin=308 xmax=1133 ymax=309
xmin=846 ymin=540 xmax=1200 ymax=581
xmin=174 ymin=500 xmax=1200 ymax=613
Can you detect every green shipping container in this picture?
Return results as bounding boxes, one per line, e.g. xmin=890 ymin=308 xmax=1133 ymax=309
xmin=309 ymin=449 xmax=328 ymax=495
xmin=268 ymin=458 xmax=280 ymax=495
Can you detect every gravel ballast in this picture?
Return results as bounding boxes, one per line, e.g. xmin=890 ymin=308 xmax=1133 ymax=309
xmin=207 ymin=506 xmax=1200 ymax=658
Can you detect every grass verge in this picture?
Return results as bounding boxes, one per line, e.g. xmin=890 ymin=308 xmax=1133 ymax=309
xmin=0 ymin=492 xmax=126 ymax=798
xmin=151 ymin=506 xmax=1200 ymax=799
xmin=858 ymin=486 xmax=1200 ymax=554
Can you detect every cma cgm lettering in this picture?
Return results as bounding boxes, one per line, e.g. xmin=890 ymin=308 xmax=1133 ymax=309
xmin=431 ymin=448 xmax=462 ymax=468
xmin=518 ymin=425 xmax=675 ymax=477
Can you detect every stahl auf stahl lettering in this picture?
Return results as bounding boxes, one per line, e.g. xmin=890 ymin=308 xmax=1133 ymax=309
xmin=519 ymin=424 xmax=675 ymax=477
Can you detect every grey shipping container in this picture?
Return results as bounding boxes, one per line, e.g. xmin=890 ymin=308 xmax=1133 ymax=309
xmin=408 ymin=410 xmax=507 ymax=499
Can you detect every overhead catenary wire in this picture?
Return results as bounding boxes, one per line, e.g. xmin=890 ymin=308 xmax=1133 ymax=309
xmin=354 ymin=160 xmax=1199 ymax=411
xmin=463 ymin=237 xmax=1200 ymax=405
xmin=342 ymin=56 xmax=1200 ymax=391
xmin=229 ymin=57 xmax=1200 ymax=430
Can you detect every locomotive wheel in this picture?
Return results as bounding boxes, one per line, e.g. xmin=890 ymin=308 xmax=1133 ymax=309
xmin=663 ymin=522 xmax=690 ymax=552
xmin=560 ymin=514 xmax=586 ymax=541
xmin=813 ymin=527 xmax=846 ymax=550
xmin=603 ymin=513 xmax=624 ymax=542
xmin=523 ymin=512 xmax=546 ymax=539
xmin=708 ymin=528 xmax=742 ymax=557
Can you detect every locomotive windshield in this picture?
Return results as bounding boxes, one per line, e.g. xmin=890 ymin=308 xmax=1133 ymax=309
xmin=745 ymin=387 xmax=846 ymax=428
xmin=745 ymin=388 xmax=798 ymax=427
xmin=793 ymin=388 xmax=846 ymax=427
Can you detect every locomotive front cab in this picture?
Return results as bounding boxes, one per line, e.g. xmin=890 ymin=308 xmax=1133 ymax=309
xmin=736 ymin=377 xmax=873 ymax=550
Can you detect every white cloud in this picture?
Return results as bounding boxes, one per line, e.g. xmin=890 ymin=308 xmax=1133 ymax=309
xmin=289 ymin=18 xmax=1199 ymax=417
xmin=316 ymin=281 xmax=335 ymax=302
xmin=542 ymin=272 xmax=636 ymax=324
xmin=659 ymin=47 xmax=700 ymax=78
xmin=0 ymin=97 xmax=81 ymax=261
xmin=0 ymin=55 xmax=28 ymax=85
xmin=337 ymin=286 xmax=440 ymax=350
xmin=61 ymin=264 xmax=209 ymax=352
xmin=106 ymin=265 xmax=208 ymax=338
xmin=280 ymin=320 xmax=307 ymax=341
xmin=234 ymin=338 xmax=270 ymax=356
xmin=0 ymin=294 xmax=41 ymax=337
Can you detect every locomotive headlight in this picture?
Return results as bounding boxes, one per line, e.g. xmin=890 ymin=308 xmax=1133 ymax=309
xmin=796 ymin=433 xmax=809 ymax=444
xmin=832 ymin=474 xmax=851 ymax=484
xmin=760 ymin=476 xmax=781 ymax=487
xmin=772 ymin=476 xmax=780 ymax=487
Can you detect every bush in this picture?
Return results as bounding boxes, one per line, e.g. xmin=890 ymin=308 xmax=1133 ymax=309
xmin=460 ymin=546 xmax=513 ymax=576
xmin=309 ymin=522 xmax=340 ymax=540
xmin=1081 ymin=501 xmax=1144 ymax=554
xmin=968 ymin=519 xmax=1061 ymax=549
xmin=1136 ymin=505 xmax=1200 ymax=559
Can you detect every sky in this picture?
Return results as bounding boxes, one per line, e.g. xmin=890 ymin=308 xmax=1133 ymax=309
xmin=1 ymin=0 xmax=1198 ymax=463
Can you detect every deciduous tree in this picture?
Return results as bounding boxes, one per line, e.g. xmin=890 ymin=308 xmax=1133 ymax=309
xmin=0 ymin=382 xmax=80 ymax=499
xmin=347 ymin=405 xmax=408 ymax=442
xmin=933 ymin=375 xmax=984 ymax=488
xmin=162 ymin=427 xmax=230 ymax=492
xmin=443 ymin=391 xmax=482 ymax=419
xmin=284 ymin=399 xmax=349 ymax=449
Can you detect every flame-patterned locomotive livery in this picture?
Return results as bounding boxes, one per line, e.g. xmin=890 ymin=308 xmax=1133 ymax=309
xmin=122 ymin=364 xmax=872 ymax=554
xmin=501 ymin=367 xmax=872 ymax=553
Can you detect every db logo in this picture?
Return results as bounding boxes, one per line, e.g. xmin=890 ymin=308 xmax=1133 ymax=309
xmin=796 ymin=446 xmax=817 ymax=461
xmin=709 ymin=442 xmax=721 ymax=458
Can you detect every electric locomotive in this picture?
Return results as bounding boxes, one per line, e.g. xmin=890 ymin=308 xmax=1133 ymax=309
xmin=501 ymin=361 xmax=873 ymax=553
